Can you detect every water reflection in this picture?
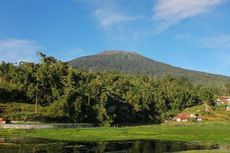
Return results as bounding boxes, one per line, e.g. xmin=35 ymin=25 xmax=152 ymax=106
xmin=0 ymin=137 xmax=223 ymax=153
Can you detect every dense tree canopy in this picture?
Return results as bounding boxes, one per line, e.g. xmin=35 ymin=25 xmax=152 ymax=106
xmin=0 ymin=53 xmax=223 ymax=125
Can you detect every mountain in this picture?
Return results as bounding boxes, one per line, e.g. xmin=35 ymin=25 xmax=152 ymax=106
xmin=69 ymin=50 xmax=230 ymax=86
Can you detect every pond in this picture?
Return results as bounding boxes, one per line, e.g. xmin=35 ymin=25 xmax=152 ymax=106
xmin=0 ymin=137 xmax=223 ymax=153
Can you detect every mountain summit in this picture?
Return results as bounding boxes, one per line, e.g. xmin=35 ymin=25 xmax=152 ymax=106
xmin=69 ymin=51 xmax=230 ymax=86
xmin=99 ymin=50 xmax=138 ymax=55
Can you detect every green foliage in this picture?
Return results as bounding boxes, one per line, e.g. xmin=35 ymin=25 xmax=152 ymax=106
xmin=223 ymin=83 xmax=230 ymax=95
xmin=0 ymin=52 xmax=222 ymax=125
xmin=45 ymin=97 xmax=68 ymax=119
xmin=0 ymin=103 xmax=46 ymax=121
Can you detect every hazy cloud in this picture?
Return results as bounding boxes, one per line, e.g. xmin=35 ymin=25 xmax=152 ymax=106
xmin=199 ymin=34 xmax=230 ymax=49
xmin=0 ymin=38 xmax=41 ymax=63
xmin=153 ymin=0 xmax=223 ymax=30
xmin=77 ymin=0 xmax=140 ymax=28
xmin=95 ymin=8 xmax=139 ymax=28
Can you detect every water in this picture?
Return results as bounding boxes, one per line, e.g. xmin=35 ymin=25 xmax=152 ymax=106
xmin=0 ymin=137 xmax=222 ymax=153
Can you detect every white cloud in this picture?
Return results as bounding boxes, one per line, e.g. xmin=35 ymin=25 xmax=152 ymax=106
xmin=95 ymin=8 xmax=139 ymax=28
xmin=153 ymin=0 xmax=223 ymax=30
xmin=78 ymin=0 xmax=139 ymax=28
xmin=199 ymin=34 xmax=230 ymax=49
xmin=0 ymin=38 xmax=41 ymax=63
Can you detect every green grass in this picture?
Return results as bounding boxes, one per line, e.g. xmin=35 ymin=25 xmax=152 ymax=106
xmin=1 ymin=121 xmax=230 ymax=144
xmin=178 ymin=150 xmax=230 ymax=153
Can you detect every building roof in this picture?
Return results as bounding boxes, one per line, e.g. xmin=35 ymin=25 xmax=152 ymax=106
xmin=175 ymin=113 xmax=190 ymax=119
xmin=219 ymin=96 xmax=230 ymax=102
xmin=0 ymin=118 xmax=5 ymax=121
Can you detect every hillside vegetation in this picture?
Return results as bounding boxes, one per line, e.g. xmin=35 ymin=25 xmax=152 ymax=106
xmin=0 ymin=53 xmax=229 ymax=125
xmin=183 ymin=104 xmax=230 ymax=121
xmin=69 ymin=51 xmax=230 ymax=86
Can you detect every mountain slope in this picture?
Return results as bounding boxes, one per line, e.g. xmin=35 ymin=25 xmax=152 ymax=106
xmin=69 ymin=51 xmax=230 ymax=86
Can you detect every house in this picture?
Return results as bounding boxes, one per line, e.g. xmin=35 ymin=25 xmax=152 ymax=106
xmin=216 ymin=96 xmax=230 ymax=105
xmin=174 ymin=113 xmax=202 ymax=122
xmin=0 ymin=118 xmax=6 ymax=124
xmin=174 ymin=113 xmax=190 ymax=122
xmin=215 ymin=99 xmax=225 ymax=105
xmin=0 ymin=138 xmax=4 ymax=143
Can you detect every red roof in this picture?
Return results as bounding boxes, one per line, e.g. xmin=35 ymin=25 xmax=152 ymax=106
xmin=0 ymin=118 xmax=5 ymax=121
xmin=175 ymin=113 xmax=190 ymax=119
xmin=219 ymin=96 xmax=230 ymax=102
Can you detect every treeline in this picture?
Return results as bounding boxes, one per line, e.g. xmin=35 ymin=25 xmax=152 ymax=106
xmin=0 ymin=53 xmax=225 ymax=125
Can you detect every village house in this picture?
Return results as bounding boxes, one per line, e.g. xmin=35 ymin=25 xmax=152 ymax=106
xmin=174 ymin=113 xmax=190 ymax=122
xmin=215 ymin=96 xmax=230 ymax=105
xmin=216 ymin=99 xmax=224 ymax=105
xmin=215 ymin=96 xmax=230 ymax=111
xmin=174 ymin=113 xmax=202 ymax=122
xmin=0 ymin=138 xmax=4 ymax=143
xmin=0 ymin=118 xmax=6 ymax=124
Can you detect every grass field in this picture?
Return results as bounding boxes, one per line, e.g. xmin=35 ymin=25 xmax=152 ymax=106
xmin=178 ymin=150 xmax=230 ymax=153
xmin=1 ymin=121 xmax=230 ymax=144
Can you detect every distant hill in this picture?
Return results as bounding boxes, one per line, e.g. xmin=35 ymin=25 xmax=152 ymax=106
xmin=69 ymin=50 xmax=230 ymax=86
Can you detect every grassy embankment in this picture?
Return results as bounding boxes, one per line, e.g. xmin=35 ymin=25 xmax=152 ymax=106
xmin=1 ymin=121 xmax=230 ymax=144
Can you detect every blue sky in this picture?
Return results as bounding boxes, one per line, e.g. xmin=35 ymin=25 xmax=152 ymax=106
xmin=0 ymin=0 xmax=230 ymax=76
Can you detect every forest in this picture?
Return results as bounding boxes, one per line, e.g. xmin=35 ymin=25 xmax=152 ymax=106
xmin=0 ymin=53 xmax=229 ymax=126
